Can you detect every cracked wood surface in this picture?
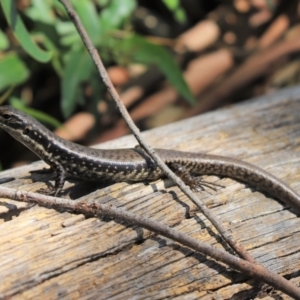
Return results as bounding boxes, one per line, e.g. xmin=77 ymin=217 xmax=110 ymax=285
xmin=1 ymin=87 xmax=300 ymax=299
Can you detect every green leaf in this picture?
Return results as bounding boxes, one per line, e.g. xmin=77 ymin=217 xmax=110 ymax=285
xmin=0 ymin=53 xmax=29 ymax=92
xmin=52 ymin=0 xmax=68 ymax=17
xmin=0 ymin=85 xmax=14 ymax=105
xmin=72 ymin=0 xmax=100 ymax=45
xmin=60 ymin=32 xmax=81 ymax=47
xmin=1 ymin=0 xmax=52 ymax=62
xmin=0 ymin=29 xmax=9 ymax=50
xmin=174 ymin=9 xmax=186 ymax=23
xmin=162 ymin=0 xmax=179 ymax=10
xmin=56 ymin=21 xmax=81 ymax=47
xmin=119 ymin=35 xmax=195 ymax=104
xmin=32 ymin=33 xmax=64 ymax=77
xmin=24 ymin=0 xmax=54 ymax=24
xmin=162 ymin=0 xmax=186 ymax=23
xmin=96 ymin=0 xmax=111 ymax=6
xmin=56 ymin=21 xmax=77 ymax=36
xmin=9 ymin=97 xmax=61 ymax=128
xmin=98 ymin=0 xmax=136 ymax=36
xmin=61 ymin=47 xmax=94 ymax=117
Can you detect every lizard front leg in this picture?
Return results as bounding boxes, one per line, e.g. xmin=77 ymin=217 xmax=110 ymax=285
xmin=37 ymin=161 xmax=66 ymax=196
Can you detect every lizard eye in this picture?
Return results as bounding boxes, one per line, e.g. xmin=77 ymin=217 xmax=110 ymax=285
xmin=23 ymin=127 xmax=30 ymax=135
xmin=3 ymin=114 xmax=11 ymax=120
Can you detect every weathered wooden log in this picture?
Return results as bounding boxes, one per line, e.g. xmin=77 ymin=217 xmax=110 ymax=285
xmin=1 ymin=86 xmax=300 ymax=299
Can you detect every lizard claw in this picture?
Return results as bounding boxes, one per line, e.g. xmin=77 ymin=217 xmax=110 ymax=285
xmin=189 ymin=177 xmax=224 ymax=193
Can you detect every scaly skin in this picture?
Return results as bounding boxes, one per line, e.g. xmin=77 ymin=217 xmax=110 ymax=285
xmin=0 ymin=105 xmax=300 ymax=213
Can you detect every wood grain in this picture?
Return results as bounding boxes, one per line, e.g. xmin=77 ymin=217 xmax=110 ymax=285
xmin=1 ymin=86 xmax=300 ymax=299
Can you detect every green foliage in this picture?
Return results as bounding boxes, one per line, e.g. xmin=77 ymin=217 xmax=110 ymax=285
xmin=62 ymin=48 xmax=94 ymax=116
xmin=0 ymin=29 xmax=9 ymax=50
xmin=1 ymin=0 xmax=52 ymax=62
xmin=0 ymin=53 xmax=29 ymax=91
xmin=10 ymin=97 xmax=61 ymax=128
xmin=162 ymin=0 xmax=187 ymax=22
xmin=98 ymin=0 xmax=136 ymax=36
xmin=116 ymin=35 xmax=194 ymax=104
xmin=0 ymin=0 xmax=193 ymax=118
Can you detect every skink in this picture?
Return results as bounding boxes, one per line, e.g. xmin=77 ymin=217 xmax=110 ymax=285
xmin=0 ymin=105 xmax=300 ymax=214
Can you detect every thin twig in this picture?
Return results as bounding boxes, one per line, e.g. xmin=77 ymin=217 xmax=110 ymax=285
xmin=0 ymin=187 xmax=299 ymax=299
xmin=59 ymin=0 xmax=254 ymax=263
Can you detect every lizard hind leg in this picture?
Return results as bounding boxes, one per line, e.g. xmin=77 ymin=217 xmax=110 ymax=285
xmin=168 ymin=162 xmax=224 ymax=192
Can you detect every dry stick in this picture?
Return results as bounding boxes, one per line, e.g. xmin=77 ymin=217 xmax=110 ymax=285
xmin=0 ymin=187 xmax=299 ymax=299
xmin=59 ymin=0 xmax=254 ymax=263
xmin=58 ymin=1 xmax=299 ymax=295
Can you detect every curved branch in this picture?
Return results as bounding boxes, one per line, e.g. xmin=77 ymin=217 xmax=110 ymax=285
xmin=0 ymin=187 xmax=299 ymax=299
xmin=59 ymin=0 xmax=255 ymax=263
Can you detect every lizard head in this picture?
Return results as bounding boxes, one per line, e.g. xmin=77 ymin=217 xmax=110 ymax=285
xmin=0 ymin=105 xmax=43 ymax=149
xmin=0 ymin=105 xmax=32 ymax=136
xmin=0 ymin=105 xmax=59 ymax=157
